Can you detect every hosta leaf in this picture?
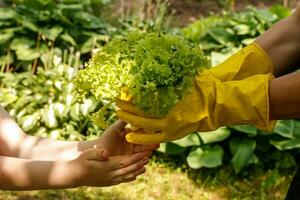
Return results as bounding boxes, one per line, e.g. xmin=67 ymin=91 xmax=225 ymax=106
xmin=42 ymin=26 xmax=64 ymax=41
xmin=43 ymin=104 xmax=58 ymax=128
xmin=10 ymin=38 xmax=35 ymax=50
xmin=157 ymin=142 xmax=185 ymax=155
xmin=230 ymin=125 xmax=257 ymax=136
xmin=172 ymin=133 xmax=201 ymax=147
xmin=273 ymin=120 xmax=298 ymax=139
xmin=197 ymin=127 xmax=231 ymax=144
xmin=229 ymin=138 xmax=256 ymax=173
xmin=270 ymin=5 xmax=291 ymax=19
xmin=15 ymin=48 xmax=40 ymax=61
xmin=20 ymin=115 xmax=38 ymax=132
xmin=80 ymin=37 xmax=94 ymax=54
xmin=0 ymin=31 xmax=14 ymax=44
xmin=50 ymin=129 xmax=62 ymax=140
xmin=0 ymin=8 xmax=17 ymax=20
xmin=70 ymin=103 xmax=81 ymax=121
xmin=17 ymin=18 xmax=39 ymax=32
xmin=80 ymin=98 xmax=98 ymax=117
xmin=208 ymin=27 xmax=233 ymax=45
xmin=54 ymin=102 xmax=68 ymax=118
xmin=60 ymin=32 xmax=76 ymax=46
xmin=270 ymin=139 xmax=300 ymax=151
xmin=234 ymin=24 xmax=251 ymax=35
xmin=0 ymin=54 xmax=14 ymax=65
xmin=187 ymin=145 xmax=223 ymax=169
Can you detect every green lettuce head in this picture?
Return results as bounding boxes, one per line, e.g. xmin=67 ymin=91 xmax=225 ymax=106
xmin=74 ymin=31 xmax=210 ymax=117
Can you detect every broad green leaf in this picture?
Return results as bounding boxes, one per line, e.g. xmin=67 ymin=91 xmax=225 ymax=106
xmin=73 ymin=11 xmax=105 ymax=29
xmin=0 ymin=92 xmax=17 ymax=105
xmin=42 ymin=26 xmax=64 ymax=41
xmin=17 ymin=18 xmax=39 ymax=32
xmin=20 ymin=115 xmax=38 ymax=132
xmin=210 ymin=51 xmax=230 ymax=66
xmin=270 ymin=139 xmax=300 ymax=151
xmin=172 ymin=133 xmax=201 ymax=147
xmin=229 ymin=138 xmax=256 ymax=173
xmin=234 ymin=24 xmax=251 ymax=35
xmin=80 ymin=37 xmax=94 ymax=54
xmin=70 ymin=103 xmax=81 ymax=121
xmin=197 ymin=127 xmax=231 ymax=144
xmin=43 ymin=104 xmax=58 ymax=128
xmin=50 ymin=130 xmax=61 ymax=140
xmin=158 ymin=142 xmax=186 ymax=155
xmin=15 ymin=48 xmax=40 ymax=61
xmin=270 ymin=5 xmax=291 ymax=19
xmin=230 ymin=125 xmax=257 ymax=136
xmin=255 ymin=9 xmax=277 ymax=23
xmin=0 ymin=8 xmax=17 ymax=20
xmin=187 ymin=145 xmax=223 ymax=169
xmin=80 ymin=98 xmax=98 ymax=117
xmin=208 ymin=27 xmax=233 ymax=45
xmin=273 ymin=120 xmax=297 ymax=139
xmin=10 ymin=38 xmax=35 ymax=50
xmin=0 ymin=31 xmax=14 ymax=44
xmin=60 ymin=32 xmax=76 ymax=46
xmin=54 ymin=102 xmax=68 ymax=118
xmin=241 ymin=38 xmax=255 ymax=45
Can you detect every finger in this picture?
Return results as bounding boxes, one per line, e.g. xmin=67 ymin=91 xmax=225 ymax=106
xmin=107 ymin=119 xmax=127 ymax=136
xmin=124 ymin=166 xmax=146 ymax=180
xmin=113 ymin=158 xmax=149 ymax=177
xmin=115 ymin=98 xmax=144 ymax=114
xmin=82 ymin=148 xmax=109 ymax=161
xmin=110 ymin=151 xmax=152 ymax=170
xmin=117 ymin=110 xmax=165 ymax=131
xmin=126 ymin=131 xmax=168 ymax=144
xmin=113 ymin=166 xmax=146 ymax=184
xmin=133 ymin=143 xmax=160 ymax=153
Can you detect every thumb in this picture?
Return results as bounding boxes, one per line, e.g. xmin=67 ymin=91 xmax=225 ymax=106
xmin=82 ymin=148 xmax=109 ymax=161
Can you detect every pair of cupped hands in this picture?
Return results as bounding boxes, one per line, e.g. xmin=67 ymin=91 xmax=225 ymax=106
xmin=70 ymin=120 xmax=159 ymax=187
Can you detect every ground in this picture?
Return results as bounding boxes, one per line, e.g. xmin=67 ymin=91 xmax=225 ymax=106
xmin=0 ymin=161 xmax=293 ymax=200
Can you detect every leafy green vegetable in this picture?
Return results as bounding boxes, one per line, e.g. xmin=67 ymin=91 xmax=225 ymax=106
xmin=74 ymin=31 xmax=210 ymax=116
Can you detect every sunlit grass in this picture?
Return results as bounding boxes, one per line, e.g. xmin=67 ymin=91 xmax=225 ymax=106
xmin=0 ymin=160 xmax=293 ymax=200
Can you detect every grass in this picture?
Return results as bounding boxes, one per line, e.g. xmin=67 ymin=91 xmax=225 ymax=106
xmin=0 ymin=159 xmax=294 ymax=200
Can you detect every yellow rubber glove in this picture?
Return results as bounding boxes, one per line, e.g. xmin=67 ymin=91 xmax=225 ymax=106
xmin=208 ymin=42 xmax=274 ymax=82
xmin=116 ymin=73 xmax=276 ymax=144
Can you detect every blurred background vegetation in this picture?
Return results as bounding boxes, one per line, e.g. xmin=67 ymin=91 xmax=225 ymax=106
xmin=0 ymin=0 xmax=299 ymax=199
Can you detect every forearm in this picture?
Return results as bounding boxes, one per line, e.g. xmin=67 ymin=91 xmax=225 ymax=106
xmin=255 ymin=7 xmax=300 ymax=76
xmin=269 ymin=71 xmax=300 ymax=120
xmin=18 ymin=136 xmax=99 ymax=161
xmin=0 ymin=106 xmax=98 ymax=160
xmin=0 ymin=156 xmax=77 ymax=190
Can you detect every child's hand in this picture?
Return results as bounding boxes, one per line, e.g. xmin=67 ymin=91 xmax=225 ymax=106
xmin=67 ymin=147 xmax=151 ymax=187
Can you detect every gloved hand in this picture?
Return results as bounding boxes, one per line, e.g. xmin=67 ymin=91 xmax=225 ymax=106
xmin=116 ymin=43 xmax=277 ymax=144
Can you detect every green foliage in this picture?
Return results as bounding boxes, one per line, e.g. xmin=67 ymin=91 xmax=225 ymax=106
xmin=182 ymin=5 xmax=291 ymax=65
xmin=187 ymin=145 xmax=224 ymax=169
xmin=74 ymin=31 xmax=210 ymax=116
xmin=0 ymin=0 xmax=111 ymax=71
xmin=0 ymin=53 xmax=105 ymax=140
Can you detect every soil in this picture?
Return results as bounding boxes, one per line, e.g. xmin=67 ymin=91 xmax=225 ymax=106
xmin=169 ymin=0 xmax=284 ymax=26
xmin=110 ymin=0 xmax=298 ymax=27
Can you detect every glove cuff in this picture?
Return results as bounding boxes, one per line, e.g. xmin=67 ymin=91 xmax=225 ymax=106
xmin=210 ymin=74 xmax=277 ymax=132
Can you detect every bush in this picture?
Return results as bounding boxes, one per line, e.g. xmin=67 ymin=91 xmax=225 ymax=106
xmin=0 ymin=0 xmax=111 ymax=71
